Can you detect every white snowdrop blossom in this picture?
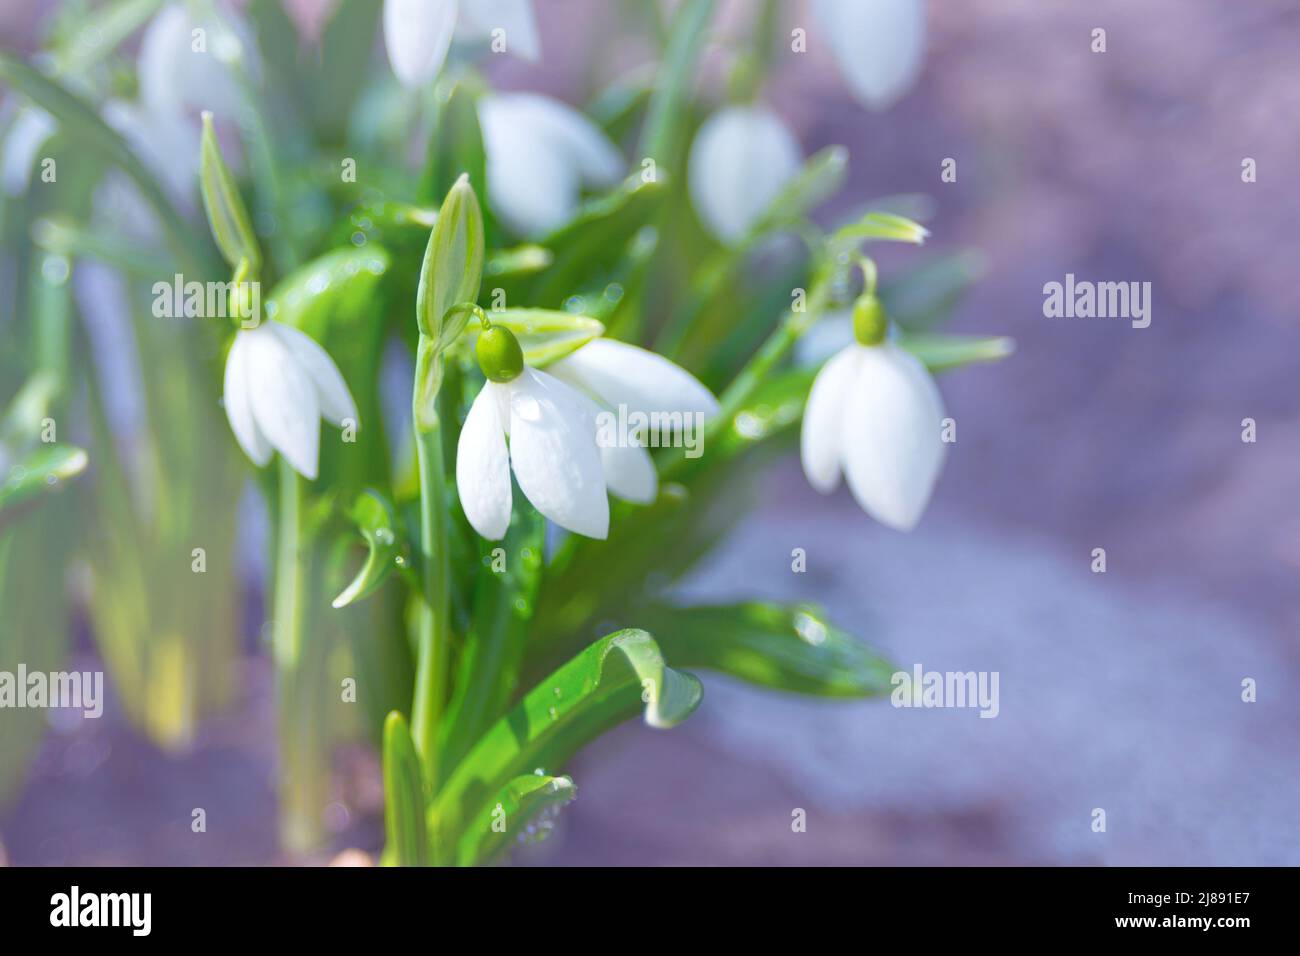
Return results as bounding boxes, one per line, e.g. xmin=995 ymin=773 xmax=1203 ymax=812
xmin=478 ymin=93 xmax=624 ymax=237
xmin=457 ymin=335 xmax=717 ymax=541
xmin=548 ymin=339 xmax=720 ymax=506
xmin=688 ymin=104 xmax=801 ymax=244
xmin=811 ymin=0 xmax=926 ymax=111
xmin=223 ymin=321 xmax=358 ymax=481
xmin=384 ymin=0 xmax=540 ymax=89
xmin=801 ymin=336 xmax=946 ymax=531
xmin=457 ymin=364 xmax=610 ymax=541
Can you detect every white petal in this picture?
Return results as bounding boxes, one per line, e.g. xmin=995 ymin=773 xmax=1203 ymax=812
xmin=245 ymin=325 xmax=321 ymax=479
xmin=800 ymin=344 xmax=860 ymax=493
xmin=456 ymin=383 xmax=513 ymax=540
xmin=549 ymin=338 xmax=719 ymax=422
xmin=384 ymin=0 xmax=458 ymax=88
xmin=506 ymin=368 xmax=609 ymax=539
xmin=812 ymin=0 xmax=926 ymax=110
xmin=688 ymin=105 xmax=801 ymax=244
xmin=223 ymin=331 xmax=272 ymax=466
xmin=456 ymin=0 xmax=540 ymax=61
xmin=599 ymin=440 xmax=658 ymax=504
xmin=268 ymin=321 xmax=358 ymax=427
xmin=839 ymin=342 xmax=946 ymax=530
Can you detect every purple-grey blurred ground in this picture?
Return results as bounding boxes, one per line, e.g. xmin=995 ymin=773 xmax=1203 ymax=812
xmin=3 ymin=0 xmax=1299 ymax=865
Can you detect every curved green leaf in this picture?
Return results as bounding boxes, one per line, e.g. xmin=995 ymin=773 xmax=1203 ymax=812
xmin=432 ymin=629 xmax=702 ymax=862
xmin=332 ymin=490 xmax=407 ymax=609
xmin=898 ymin=333 xmax=1016 ymax=372
xmin=480 ymin=308 xmax=604 ymax=367
xmin=639 ymin=602 xmax=895 ymax=697
xmin=832 ymin=211 xmax=930 ymax=248
xmin=455 ymin=773 xmax=576 ymax=867
xmin=200 ymin=112 xmax=261 ymax=272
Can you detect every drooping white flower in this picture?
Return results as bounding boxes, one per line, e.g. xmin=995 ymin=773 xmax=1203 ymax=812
xmin=384 ymin=0 xmax=540 ymax=89
xmin=548 ymin=338 xmax=720 ymax=505
xmin=688 ymin=104 xmax=801 ymax=244
xmin=801 ymin=336 xmax=946 ymax=531
xmin=457 ymin=363 xmax=610 ymax=541
xmin=223 ymin=321 xmax=357 ymax=481
xmin=478 ymin=92 xmax=624 ymax=237
xmin=811 ymin=0 xmax=926 ymax=111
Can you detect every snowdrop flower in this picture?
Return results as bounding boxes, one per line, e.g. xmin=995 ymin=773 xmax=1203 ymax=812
xmin=384 ymin=0 xmax=539 ymax=89
xmin=478 ymin=93 xmax=624 ymax=237
xmin=457 ymin=325 xmax=608 ymax=540
xmin=223 ymin=321 xmax=357 ymax=481
xmin=688 ymin=105 xmax=801 ymax=244
xmin=801 ymin=294 xmax=945 ymax=531
xmin=457 ymin=327 xmax=716 ymax=541
xmin=811 ymin=0 xmax=926 ymax=111
xmin=548 ymin=338 xmax=720 ymax=505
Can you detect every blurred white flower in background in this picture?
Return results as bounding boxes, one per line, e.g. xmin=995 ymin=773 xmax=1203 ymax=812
xmin=811 ymin=0 xmax=926 ymax=110
xmin=478 ymin=92 xmax=624 ymax=237
xmin=223 ymin=321 xmax=358 ymax=481
xmin=688 ymin=104 xmax=801 ymax=244
xmin=0 ymin=104 xmax=56 ymax=197
xmin=138 ymin=1 xmax=253 ymax=119
xmin=801 ymin=336 xmax=946 ymax=531
xmin=549 ymin=338 xmax=720 ymax=505
xmin=384 ymin=0 xmax=540 ymax=89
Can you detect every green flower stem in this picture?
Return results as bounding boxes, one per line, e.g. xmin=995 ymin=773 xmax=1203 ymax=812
xmin=709 ymin=279 xmax=829 ymax=434
xmin=272 ymin=457 xmax=325 ymax=852
xmin=411 ymin=340 xmax=452 ymax=793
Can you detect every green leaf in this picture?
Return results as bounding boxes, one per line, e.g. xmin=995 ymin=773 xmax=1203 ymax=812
xmin=528 ymin=175 xmax=665 ymax=307
xmin=881 ymin=250 xmax=987 ymax=330
xmin=382 ymin=712 xmax=429 ymax=867
xmin=755 ymin=145 xmax=849 ymax=234
xmin=638 ymin=602 xmax=896 ymax=697
xmin=481 ymin=308 xmax=604 ymax=367
xmin=832 ymin=211 xmax=930 ymax=247
xmin=332 ymin=490 xmax=407 ymax=609
xmin=417 ymin=174 xmax=485 ymax=339
xmin=49 ymin=0 xmax=164 ymax=74
xmin=432 ymin=629 xmax=702 ymax=863
xmin=200 ymin=112 xmax=261 ymax=273
xmin=485 ymin=244 xmax=552 ymax=279
xmin=639 ymin=0 xmax=716 ymax=165
xmin=310 ymin=0 xmax=382 ymax=142
xmin=453 ymin=774 xmax=576 ymax=867
xmin=418 ymin=75 xmax=495 ymax=243
xmin=0 ymin=443 xmax=87 ymax=526
xmin=898 ymin=332 xmax=1016 ymax=372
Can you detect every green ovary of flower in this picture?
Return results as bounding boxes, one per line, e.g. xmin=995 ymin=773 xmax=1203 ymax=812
xmin=852 ymin=293 xmax=888 ymax=346
xmin=476 ymin=325 xmax=525 ymax=383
